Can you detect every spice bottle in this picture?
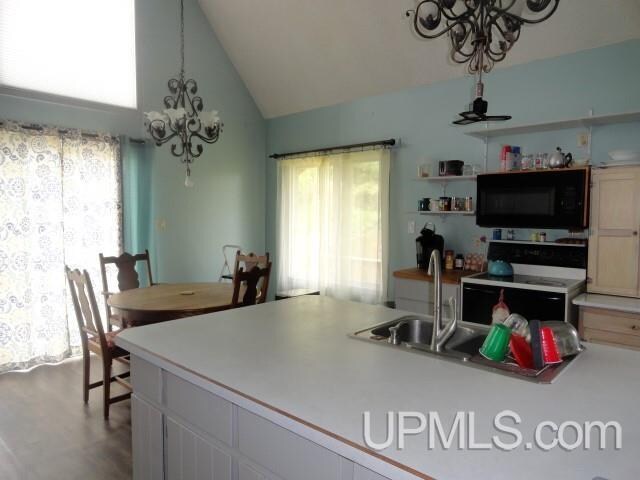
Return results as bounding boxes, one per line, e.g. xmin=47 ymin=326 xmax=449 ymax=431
xmin=445 ymin=250 xmax=455 ymax=270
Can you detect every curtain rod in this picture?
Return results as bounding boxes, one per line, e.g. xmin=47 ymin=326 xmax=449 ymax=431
xmin=269 ymin=138 xmax=396 ymax=159
xmin=0 ymin=120 xmax=146 ymax=144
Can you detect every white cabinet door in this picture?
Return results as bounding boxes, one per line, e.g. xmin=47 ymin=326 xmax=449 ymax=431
xmin=132 ymin=394 xmax=164 ymax=480
xmin=588 ymin=167 xmax=640 ymax=297
xmin=353 ymin=464 xmax=393 ymax=480
xmin=238 ymin=461 xmax=268 ymax=480
xmin=166 ymin=417 xmax=233 ymax=480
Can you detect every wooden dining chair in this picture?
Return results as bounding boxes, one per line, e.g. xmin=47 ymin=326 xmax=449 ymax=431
xmin=99 ymin=250 xmax=154 ymax=330
xmin=233 ymin=251 xmax=270 ymax=278
xmin=230 ymin=262 xmax=273 ymax=307
xmin=65 ymin=267 xmax=131 ymax=420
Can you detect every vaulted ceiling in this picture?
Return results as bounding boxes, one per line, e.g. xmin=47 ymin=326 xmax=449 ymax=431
xmin=199 ymin=0 xmax=640 ymax=119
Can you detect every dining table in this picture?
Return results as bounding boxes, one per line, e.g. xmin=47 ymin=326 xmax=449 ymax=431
xmin=107 ymin=282 xmax=238 ymax=328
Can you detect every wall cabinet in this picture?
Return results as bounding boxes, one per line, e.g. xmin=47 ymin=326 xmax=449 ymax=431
xmin=588 ymin=166 xmax=640 ymax=297
xmin=130 ymin=356 xmax=395 ymax=480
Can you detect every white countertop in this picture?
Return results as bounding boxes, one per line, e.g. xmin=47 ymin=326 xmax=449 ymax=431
xmin=573 ymin=292 xmax=640 ymax=314
xmin=117 ymin=296 xmax=640 ymax=480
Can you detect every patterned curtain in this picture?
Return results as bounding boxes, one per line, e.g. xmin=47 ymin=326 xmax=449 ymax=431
xmin=0 ymin=124 xmax=122 ymax=373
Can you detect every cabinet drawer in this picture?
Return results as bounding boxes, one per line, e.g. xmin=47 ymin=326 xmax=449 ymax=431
xmin=237 ymin=408 xmax=341 ymax=480
xmin=396 ymin=278 xmax=458 ymax=305
xmin=164 ymin=372 xmax=233 ymax=446
xmin=582 ymin=328 xmax=640 ymax=350
xmin=395 ymin=278 xmax=430 ymax=302
xmin=131 ymin=356 xmax=162 ymax=404
xmin=581 ymin=308 xmax=640 ymax=337
xmin=396 ymin=299 xmax=454 ymax=319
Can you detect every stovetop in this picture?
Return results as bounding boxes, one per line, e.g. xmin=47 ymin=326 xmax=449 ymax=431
xmin=462 ymin=272 xmax=585 ymax=293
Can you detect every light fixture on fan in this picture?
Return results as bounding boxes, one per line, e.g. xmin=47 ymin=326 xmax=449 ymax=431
xmin=144 ymin=0 xmax=223 ymax=186
xmin=406 ymin=0 xmax=560 ymax=125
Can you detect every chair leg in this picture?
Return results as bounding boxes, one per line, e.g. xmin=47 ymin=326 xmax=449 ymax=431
xmin=103 ymin=359 xmax=112 ymax=420
xmin=83 ymin=352 xmax=90 ymax=404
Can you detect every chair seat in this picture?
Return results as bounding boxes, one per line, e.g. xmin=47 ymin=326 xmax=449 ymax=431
xmin=108 ymin=313 xmax=124 ymax=329
xmin=88 ymin=332 xmax=128 ymax=357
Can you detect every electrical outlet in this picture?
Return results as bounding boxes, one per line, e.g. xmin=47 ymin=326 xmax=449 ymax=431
xmin=408 ymin=221 xmax=415 ymax=234
xmin=577 ymin=132 xmax=589 ymax=148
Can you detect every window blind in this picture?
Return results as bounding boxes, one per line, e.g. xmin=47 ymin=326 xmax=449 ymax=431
xmin=0 ymin=0 xmax=137 ymax=108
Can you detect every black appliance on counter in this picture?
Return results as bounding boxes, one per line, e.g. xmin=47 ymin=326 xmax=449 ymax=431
xmin=476 ymin=168 xmax=590 ymax=228
xmin=461 ymin=241 xmax=587 ymax=325
xmin=416 ymin=223 xmax=444 ymax=270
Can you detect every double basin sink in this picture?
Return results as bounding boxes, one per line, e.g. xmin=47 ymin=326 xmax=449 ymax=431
xmin=351 ymin=315 xmax=578 ymax=383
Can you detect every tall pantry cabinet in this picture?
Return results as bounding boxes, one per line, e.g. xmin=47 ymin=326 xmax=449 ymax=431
xmin=587 ymin=166 xmax=640 ymax=297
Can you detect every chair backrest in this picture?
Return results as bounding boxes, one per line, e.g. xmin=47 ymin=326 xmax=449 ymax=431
xmin=65 ymin=267 xmax=107 ymax=349
xmin=233 ymin=251 xmax=270 ymax=278
xmin=99 ymin=250 xmax=154 ymax=293
xmin=231 ymin=262 xmax=272 ymax=307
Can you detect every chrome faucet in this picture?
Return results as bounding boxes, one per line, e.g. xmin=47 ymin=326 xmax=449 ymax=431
xmin=428 ymin=249 xmax=457 ymax=352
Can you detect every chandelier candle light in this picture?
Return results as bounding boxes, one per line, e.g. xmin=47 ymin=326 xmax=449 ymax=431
xmin=145 ymin=0 xmax=223 ymax=187
xmin=406 ymin=0 xmax=560 ymax=125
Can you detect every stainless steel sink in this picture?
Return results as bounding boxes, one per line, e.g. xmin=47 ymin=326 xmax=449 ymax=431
xmin=351 ymin=315 xmax=581 ymax=384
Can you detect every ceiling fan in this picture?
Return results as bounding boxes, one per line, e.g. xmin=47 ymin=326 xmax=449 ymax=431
xmin=406 ymin=0 xmax=560 ymax=125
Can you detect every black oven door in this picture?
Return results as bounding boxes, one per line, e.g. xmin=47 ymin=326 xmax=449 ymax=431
xmin=476 ymin=169 xmax=588 ymax=228
xmin=462 ymin=283 xmax=566 ymax=325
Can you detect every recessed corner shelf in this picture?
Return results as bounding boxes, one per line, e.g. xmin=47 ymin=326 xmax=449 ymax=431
xmin=463 ymin=110 xmax=640 ymax=139
xmin=416 ymin=175 xmax=477 ymax=182
xmin=408 ymin=211 xmax=475 ymax=216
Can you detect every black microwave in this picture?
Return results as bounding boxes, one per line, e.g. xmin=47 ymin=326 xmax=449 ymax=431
xmin=476 ymin=168 xmax=590 ymax=229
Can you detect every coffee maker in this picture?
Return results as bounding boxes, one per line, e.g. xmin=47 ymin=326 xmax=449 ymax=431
xmin=416 ymin=222 xmax=444 ymax=270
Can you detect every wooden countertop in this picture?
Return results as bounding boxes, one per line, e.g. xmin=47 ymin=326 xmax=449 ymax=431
xmin=393 ymin=267 xmax=476 ymax=285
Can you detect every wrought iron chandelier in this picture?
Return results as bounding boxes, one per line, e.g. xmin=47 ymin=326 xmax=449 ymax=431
xmin=145 ymin=0 xmax=223 ymax=186
xmin=406 ymin=0 xmax=560 ymax=124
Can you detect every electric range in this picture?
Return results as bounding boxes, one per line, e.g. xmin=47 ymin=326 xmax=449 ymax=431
xmin=461 ymin=241 xmax=587 ymax=325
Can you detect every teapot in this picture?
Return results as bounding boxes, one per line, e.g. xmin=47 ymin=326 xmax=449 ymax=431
xmin=549 ymin=147 xmax=573 ymax=168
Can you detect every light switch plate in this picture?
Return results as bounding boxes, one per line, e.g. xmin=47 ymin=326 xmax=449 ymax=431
xmin=408 ymin=221 xmax=415 ymax=234
xmin=577 ymin=132 xmax=589 ymax=148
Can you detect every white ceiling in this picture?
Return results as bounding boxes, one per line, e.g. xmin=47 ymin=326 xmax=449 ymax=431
xmin=199 ymin=0 xmax=640 ymax=119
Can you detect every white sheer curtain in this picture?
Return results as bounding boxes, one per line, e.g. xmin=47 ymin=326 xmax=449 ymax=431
xmin=0 ymin=124 xmax=121 ymax=373
xmin=277 ymin=148 xmax=390 ymax=304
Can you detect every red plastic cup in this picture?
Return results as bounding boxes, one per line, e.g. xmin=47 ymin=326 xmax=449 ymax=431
xmin=540 ymin=327 xmax=562 ymax=364
xmin=509 ymin=334 xmax=534 ymax=369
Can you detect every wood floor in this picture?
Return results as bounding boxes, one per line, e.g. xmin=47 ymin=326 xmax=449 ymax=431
xmin=0 ymin=355 xmax=132 ymax=480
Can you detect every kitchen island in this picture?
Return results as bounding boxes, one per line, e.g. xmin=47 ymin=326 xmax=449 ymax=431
xmin=117 ymin=295 xmax=640 ymax=480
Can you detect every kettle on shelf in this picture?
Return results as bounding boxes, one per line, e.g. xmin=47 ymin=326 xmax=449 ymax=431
xmin=549 ymin=147 xmax=573 ymax=168
xmin=416 ymin=222 xmax=444 ymax=270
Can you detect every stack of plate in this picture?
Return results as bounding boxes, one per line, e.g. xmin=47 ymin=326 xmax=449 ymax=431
xmin=602 ymin=150 xmax=640 ymax=167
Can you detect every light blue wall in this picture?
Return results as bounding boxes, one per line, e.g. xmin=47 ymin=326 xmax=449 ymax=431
xmin=266 ymin=40 xmax=640 ymax=300
xmin=0 ymin=0 xmax=267 ymax=282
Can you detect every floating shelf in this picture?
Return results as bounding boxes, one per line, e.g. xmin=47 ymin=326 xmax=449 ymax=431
xmin=416 ymin=175 xmax=477 ymax=182
xmin=463 ymin=110 xmax=640 ymax=139
xmin=408 ymin=211 xmax=475 ymax=216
